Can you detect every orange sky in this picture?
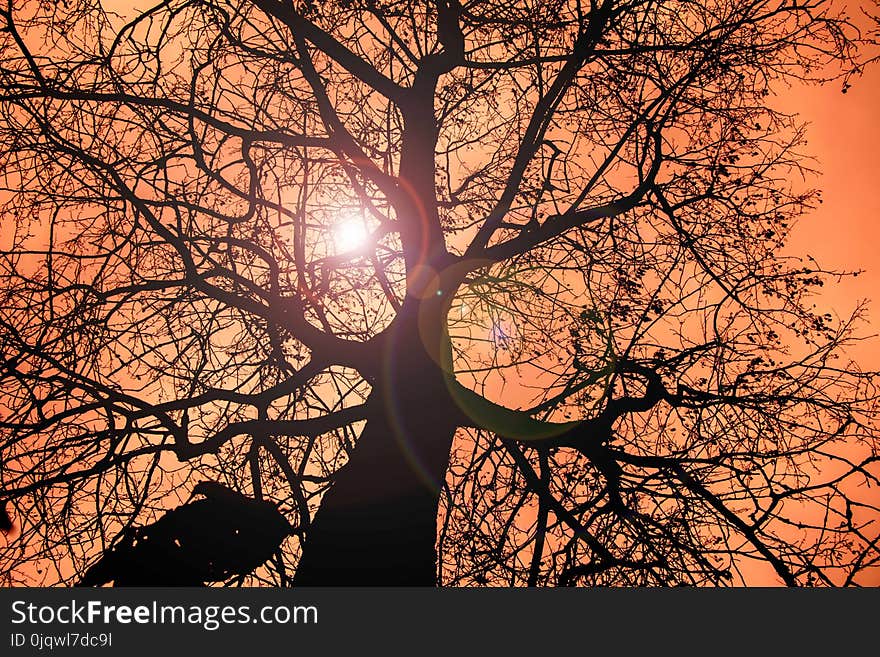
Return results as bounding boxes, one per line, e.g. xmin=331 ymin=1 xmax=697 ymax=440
xmin=779 ymin=66 xmax=880 ymax=370
xmin=3 ymin=0 xmax=879 ymax=587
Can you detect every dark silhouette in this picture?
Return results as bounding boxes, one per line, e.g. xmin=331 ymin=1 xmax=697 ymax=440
xmin=77 ymin=482 xmax=292 ymax=586
xmin=0 ymin=501 xmax=12 ymax=534
xmin=293 ymin=381 xmax=457 ymax=585
xmin=0 ymin=1 xmax=878 ymax=587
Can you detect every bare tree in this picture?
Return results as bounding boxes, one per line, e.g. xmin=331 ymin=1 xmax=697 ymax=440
xmin=0 ymin=0 xmax=878 ymax=586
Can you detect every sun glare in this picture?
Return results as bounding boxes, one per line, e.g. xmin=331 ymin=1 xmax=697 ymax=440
xmin=333 ymin=217 xmax=368 ymax=253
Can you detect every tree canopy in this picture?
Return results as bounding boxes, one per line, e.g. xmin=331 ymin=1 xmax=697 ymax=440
xmin=1 ymin=0 xmax=878 ymax=586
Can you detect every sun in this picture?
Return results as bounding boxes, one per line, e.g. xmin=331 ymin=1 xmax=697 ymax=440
xmin=333 ymin=217 xmax=368 ymax=253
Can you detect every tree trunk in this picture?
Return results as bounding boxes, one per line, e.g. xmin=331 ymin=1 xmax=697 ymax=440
xmin=292 ymin=67 xmax=457 ymax=586
xmin=293 ymin=309 xmax=456 ymax=586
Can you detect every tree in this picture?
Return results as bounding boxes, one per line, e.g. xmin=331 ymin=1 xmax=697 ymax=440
xmin=0 ymin=0 xmax=878 ymax=587
xmin=76 ymin=481 xmax=292 ymax=586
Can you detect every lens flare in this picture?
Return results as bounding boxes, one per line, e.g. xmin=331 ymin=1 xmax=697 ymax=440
xmin=333 ymin=217 xmax=368 ymax=253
